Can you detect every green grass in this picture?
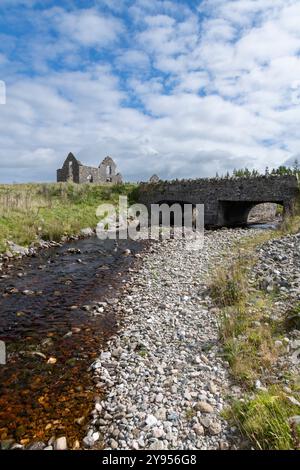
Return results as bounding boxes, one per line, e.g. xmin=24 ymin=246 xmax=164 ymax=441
xmin=226 ymin=387 xmax=300 ymax=450
xmin=210 ymin=258 xmax=248 ymax=308
xmin=0 ymin=182 xmax=138 ymax=253
xmin=218 ymin=293 xmax=278 ymax=384
xmin=210 ymin=202 xmax=300 ymax=449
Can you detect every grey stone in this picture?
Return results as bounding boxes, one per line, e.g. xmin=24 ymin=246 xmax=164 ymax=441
xmin=54 ymin=436 xmax=67 ymax=450
xmin=196 ymin=401 xmax=214 ymax=413
xmin=27 ymin=441 xmax=46 ymax=450
xmin=208 ymin=421 xmax=222 ymax=435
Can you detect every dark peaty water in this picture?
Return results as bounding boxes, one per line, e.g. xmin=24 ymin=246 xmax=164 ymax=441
xmin=0 ymin=237 xmax=144 ymax=448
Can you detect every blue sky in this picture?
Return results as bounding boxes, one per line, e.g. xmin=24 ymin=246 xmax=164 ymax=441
xmin=0 ymin=0 xmax=300 ymax=183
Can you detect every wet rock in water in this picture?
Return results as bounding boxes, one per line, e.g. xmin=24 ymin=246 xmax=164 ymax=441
xmin=122 ymin=249 xmax=131 ymax=256
xmin=75 ymin=416 xmax=85 ymax=426
xmin=92 ymin=432 xmax=100 ymax=442
xmin=67 ymin=248 xmax=81 ymax=254
xmin=82 ymin=435 xmax=95 ymax=448
xmin=7 ymin=242 xmax=29 ymax=257
xmin=22 ymin=289 xmax=35 ymax=296
xmin=30 ymin=351 xmax=47 ymax=360
xmin=72 ymin=440 xmax=80 ymax=450
xmin=54 ymin=436 xmax=67 ymax=450
xmin=5 ymin=287 xmax=19 ymax=294
xmin=1 ymin=439 xmax=15 ymax=450
xmin=27 ymin=441 xmax=46 ymax=451
xmin=63 ymin=331 xmax=73 ymax=338
xmin=10 ymin=443 xmax=24 ymax=450
xmin=82 ymin=305 xmax=93 ymax=311
xmin=47 ymin=357 xmax=57 ymax=364
xmin=81 ymin=228 xmax=94 ymax=237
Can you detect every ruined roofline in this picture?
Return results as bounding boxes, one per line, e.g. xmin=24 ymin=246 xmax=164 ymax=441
xmin=66 ymin=153 xmax=118 ymax=169
xmin=67 ymin=152 xmax=83 ymax=166
xmin=67 ymin=152 xmax=116 ymax=169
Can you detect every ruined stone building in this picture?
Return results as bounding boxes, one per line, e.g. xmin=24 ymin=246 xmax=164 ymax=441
xmin=57 ymin=153 xmax=123 ymax=184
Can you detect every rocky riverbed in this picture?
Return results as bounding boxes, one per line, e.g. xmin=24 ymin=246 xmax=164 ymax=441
xmin=85 ymin=228 xmax=262 ymax=451
xmin=251 ymin=232 xmax=300 ymax=383
xmin=2 ymin=226 xmax=299 ymax=450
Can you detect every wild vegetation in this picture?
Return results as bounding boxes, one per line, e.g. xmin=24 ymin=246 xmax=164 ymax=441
xmin=227 ymin=387 xmax=300 ymax=450
xmin=0 ymin=183 xmax=138 ymax=253
xmin=210 ymin=211 xmax=300 ymax=450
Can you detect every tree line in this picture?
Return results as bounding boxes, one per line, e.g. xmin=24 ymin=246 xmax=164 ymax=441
xmin=215 ymin=159 xmax=300 ymax=179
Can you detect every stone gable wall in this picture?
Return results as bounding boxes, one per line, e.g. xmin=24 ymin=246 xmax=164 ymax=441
xmin=57 ymin=155 xmax=122 ymax=184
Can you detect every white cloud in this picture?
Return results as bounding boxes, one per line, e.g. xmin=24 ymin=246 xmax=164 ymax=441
xmin=1 ymin=0 xmax=300 ymax=183
xmin=48 ymin=7 xmax=124 ymax=47
xmin=116 ymin=50 xmax=150 ymax=70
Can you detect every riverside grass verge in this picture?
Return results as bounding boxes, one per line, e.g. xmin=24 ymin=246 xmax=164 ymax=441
xmin=210 ymin=215 xmax=300 ymax=450
xmin=0 ymin=182 xmax=139 ymax=253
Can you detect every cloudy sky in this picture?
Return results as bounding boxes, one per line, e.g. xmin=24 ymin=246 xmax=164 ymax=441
xmin=0 ymin=0 xmax=300 ymax=183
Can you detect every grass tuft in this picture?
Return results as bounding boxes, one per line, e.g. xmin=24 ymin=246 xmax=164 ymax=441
xmin=210 ymin=258 xmax=248 ymax=308
xmin=226 ymin=387 xmax=300 ymax=450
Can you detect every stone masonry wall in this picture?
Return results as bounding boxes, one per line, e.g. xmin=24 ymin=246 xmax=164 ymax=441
xmin=138 ymin=175 xmax=299 ymax=227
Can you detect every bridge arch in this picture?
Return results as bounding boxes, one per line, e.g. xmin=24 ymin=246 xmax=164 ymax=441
xmin=217 ymin=200 xmax=285 ymax=227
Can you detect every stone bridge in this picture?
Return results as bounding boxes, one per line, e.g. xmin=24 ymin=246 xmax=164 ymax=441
xmin=138 ymin=175 xmax=299 ymax=227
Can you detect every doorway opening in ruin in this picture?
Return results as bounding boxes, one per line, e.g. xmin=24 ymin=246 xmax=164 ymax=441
xmin=68 ymin=161 xmax=73 ymax=181
xmin=106 ymin=165 xmax=112 ymax=182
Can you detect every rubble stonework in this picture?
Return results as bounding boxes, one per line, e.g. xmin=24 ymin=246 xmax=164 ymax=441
xmin=57 ymin=153 xmax=122 ymax=184
xmin=138 ymin=175 xmax=299 ymax=227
